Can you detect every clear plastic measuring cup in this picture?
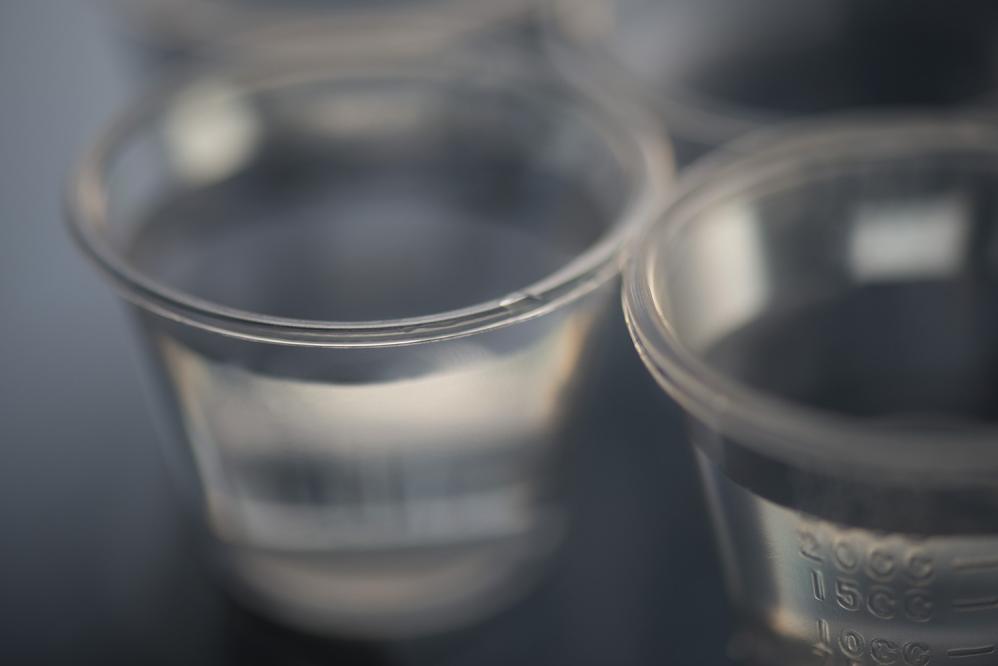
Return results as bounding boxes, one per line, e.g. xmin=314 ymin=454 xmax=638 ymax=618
xmin=111 ymin=0 xmax=538 ymax=70
xmin=625 ymin=117 xmax=998 ymax=664
xmin=67 ymin=53 xmax=671 ymax=638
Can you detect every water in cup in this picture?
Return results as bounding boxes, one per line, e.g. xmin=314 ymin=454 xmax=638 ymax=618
xmin=123 ymin=125 xmax=612 ymax=635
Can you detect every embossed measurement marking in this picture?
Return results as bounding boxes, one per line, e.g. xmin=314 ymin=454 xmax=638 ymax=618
xmin=798 ymin=526 xmax=937 ymax=622
xmin=952 ymin=596 xmax=998 ymax=612
xmin=816 ymin=619 xmax=831 ymax=645
xmin=952 ymin=557 xmax=998 ymax=572
xmin=800 ymin=529 xmax=823 ymax=562
xmin=947 ymin=644 xmax=996 ymax=658
xmin=812 ymin=618 xmax=834 ymax=662
xmin=811 ymin=569 xmax=826 ymax=601
xmin=812 ymin=622 xmax=932 ymax=665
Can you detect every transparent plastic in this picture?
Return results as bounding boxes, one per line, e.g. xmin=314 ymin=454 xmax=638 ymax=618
xmin=68 ymin=54 xmax=671 ymax=638
xmin=625 ymin=117 xmax=998 ymax=664
xmin=112 ymin=0 xmax=538 ymax=68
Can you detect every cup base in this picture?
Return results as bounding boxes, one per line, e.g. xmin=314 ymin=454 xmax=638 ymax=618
xmin=212 ymin=518 xmax=564 ymax=639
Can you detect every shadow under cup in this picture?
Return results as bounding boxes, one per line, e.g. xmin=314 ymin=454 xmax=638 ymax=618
xmin=68 ymin=59 xmax=669 ymax=637
xmin=625 ymin=119 xmax=998 ymax=664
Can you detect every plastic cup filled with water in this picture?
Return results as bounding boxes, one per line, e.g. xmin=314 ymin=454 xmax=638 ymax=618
xmin=66 ymin=52 xmax=670 ymax=637
xmin=624 ymin=117 xmax=998 ymax=664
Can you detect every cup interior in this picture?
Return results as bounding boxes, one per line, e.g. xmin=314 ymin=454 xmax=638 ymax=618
xmin=99 ymin=66 xmax=636 ymax=324
xmin=644 ymin=124 xmax=998 ymax=428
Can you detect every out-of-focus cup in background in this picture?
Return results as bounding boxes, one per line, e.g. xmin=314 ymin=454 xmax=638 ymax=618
xmin=625 ymin=118 xmax=998 ymax=664
xmin=107 ymin=0 xmax=540 ymax=71
xmin=548 ymin=0 xmax=998 ymax=166
xmin=67 ymin=51 xmax=670 ymax=638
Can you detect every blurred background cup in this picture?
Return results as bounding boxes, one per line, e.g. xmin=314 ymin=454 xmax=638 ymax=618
xmin=66 ymin=51 xmax=670 ymax=638
xmin=624 ymin=117 xmax=998 ymax=664
xmin=547 ymin=0 xmax=998 ymax=166
xmin=107 ymin=0 xmax=540 ymax=72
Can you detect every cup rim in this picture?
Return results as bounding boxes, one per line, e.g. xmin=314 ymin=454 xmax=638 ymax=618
xmin=67 ymin=57 xmax=673 ymax=348
xmin=623 ymin=114 xmax=998 ymax=480
xmin=112 ymin=0 xmax=536 ymax=61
